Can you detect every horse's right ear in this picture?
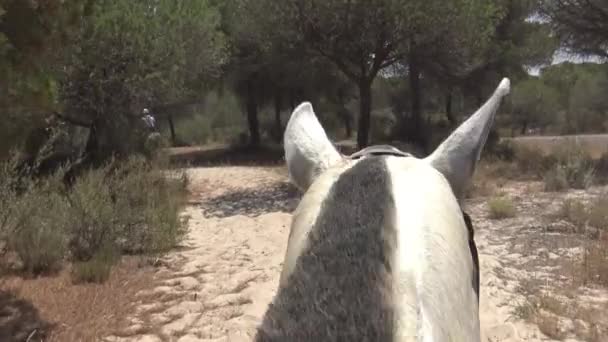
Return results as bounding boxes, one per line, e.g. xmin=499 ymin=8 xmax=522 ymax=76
xmin=425 ymin=78 xmax=510 ymax=202
xmin=283 ymin=102 xmax=343 ymax=192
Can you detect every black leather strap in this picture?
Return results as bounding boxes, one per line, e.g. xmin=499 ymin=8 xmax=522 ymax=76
xmin=463 ymin=211 xmax=479 ymax=302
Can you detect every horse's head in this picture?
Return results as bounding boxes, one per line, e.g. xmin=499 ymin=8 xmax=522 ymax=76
xmin=257 ymin=78 xmax=510 ymax=341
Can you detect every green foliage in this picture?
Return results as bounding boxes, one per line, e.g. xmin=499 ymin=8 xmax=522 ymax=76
xmin=0 ymin=155 xmax=188 ymax=277
xmin=567 ymin=70 xmax=608 ymax=133
xmin=64 ymin=165 xmax=117 ymax=261
xmin=557 ymin=199 xmax=588 ymax=227
xmin=543 ymin=166 xmax=570 ymax=192
xmin=6 ymin=172 xmax=70 ymax=274
xmin=0 ymin=1 xmax=93 ymax=157
xmin=510 ymin=77 xmax=560 ymax=134
xmin=498 ymin=62 xmax=608 ymax=135
xmin=556 ymin=196 xmax=608 ymax=234
xmin=488 ymin=196 xmax=517 ymax=219
xmin=55 ymin=0 xmax=228 ymax=161
xmin=71 ymin=243 xmax=119 ymax=283
xmin=554 ymin=142 xmax=595 ymax=189
xmin=540 ymin=0 xmax=608 ymax=58
xmin=0 ymin=0 xmax=92 ymax=111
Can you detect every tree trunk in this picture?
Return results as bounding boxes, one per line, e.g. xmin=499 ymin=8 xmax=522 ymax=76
xmin=84 ymin=122 xmax=99 ymax=161
xmin=445 ymin=89 xmax=456 ymax=126
xmin=246 ymin=79 xmax=260 ymax=147
xmin=356 ymin=79 xmax=372 ymax=149
xmin=167 ymin=114 xmax=176 ymax=146
xmin=273 ymin=92 xmax=282 ymax=143
xmin=289 ymin=89 xmax=296 ymax=111
xmin=476 ymin=88 xmax=483 ymax=107
xmin=408 ymin=54 xmax=427 ymax=152
xmin=520 ymin=121 xmax=528 ymax=135
xmin=344 ymin=110 xmax=352 ymax=139
xmin=337 ymin=91 xmax=352 ymax=139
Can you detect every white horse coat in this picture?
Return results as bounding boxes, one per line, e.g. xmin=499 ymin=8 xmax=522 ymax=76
xmin=255 ymin=78 xmax=511 ymax=342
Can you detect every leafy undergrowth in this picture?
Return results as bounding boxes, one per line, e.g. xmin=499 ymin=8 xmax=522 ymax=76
xmin=0 ymin=154 xmax=189 ymax=282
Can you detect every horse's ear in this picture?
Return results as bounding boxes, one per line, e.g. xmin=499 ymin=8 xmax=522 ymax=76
xmin=425 ymin=78 xmax=510 ymax=202
xmin=284 ymin=102 xmax=343 ymax=191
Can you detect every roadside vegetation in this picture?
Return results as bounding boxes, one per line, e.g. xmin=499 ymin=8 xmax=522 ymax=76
xmin=0 ymin=152 xmax=188 ymax=283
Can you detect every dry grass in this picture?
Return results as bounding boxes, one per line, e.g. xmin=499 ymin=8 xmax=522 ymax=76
xmin=487 ymin=196 xmax=517 ymax=219
xmin=536 ymin=312 xmax=568 ymax=340
xmin=550 ymin=196 xmax=608 ymax=287
xmin=0 ymin=256 xmax=155 ymax=342
xmin=555 ymin=199 xmax=589 ymax=230
xmin=514 ymin=288 xmax=607 ymax=341
xmin=508 ymin=134 xmax=608 ymax=160
xmin=507 ymin=185 xmax=608 ymax=340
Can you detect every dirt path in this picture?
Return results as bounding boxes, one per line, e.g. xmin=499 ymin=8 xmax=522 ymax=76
xmin=104 ymin=166 xmax=604 ymax=342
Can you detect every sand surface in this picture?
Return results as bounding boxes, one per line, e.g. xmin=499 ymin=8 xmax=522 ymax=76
xmin=104 ymin=166 xmax=606 ymax=342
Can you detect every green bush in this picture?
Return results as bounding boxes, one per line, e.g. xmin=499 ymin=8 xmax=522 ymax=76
xmin=4 ymin=171 xmax=70 ymax=274
xmin=109 ymin=155 xmax=188 ymax=254
xmin=65 ymin=165 xmax=117 ymax=261
xmin=71 ymin=243 xmax=119 ymax=283
xmin=488 ymin=196 xmax=517 ymax=219
xmin=556 ymin=197 xmax=608 ymax=236
xmin=557 ymin=199 xmax=588 ymax=228
xmin=543 ymin=166 xmax=570 ymax=192
xmin=553 ymin=142 xmax=595 ymax=189
xmin=543 ymin=142 xmax=595 ymax=191
xmin=0 ymin=154 xmax=188 ymax=278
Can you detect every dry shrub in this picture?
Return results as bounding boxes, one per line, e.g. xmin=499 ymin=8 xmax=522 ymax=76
xmin=487 ymin=196 xmax=516 ymax=219
xmin=513 ymin=141 xmax=596 ymax=191
xmin=585 ymin=243 xmax=608 ymax=286
xmin=554 ymin=196 xmax=608 ymax=287
xmin=588 ymin=196 xmax=608 ymax=231
xmin=544 ymin=142 xmax=595 ymax=191
xmin=536 ymin=313 xmax=568 ymax=340
xmin=513 ymin=147 xmax=551 ymax=177
xmin=556 ymin=199 xmax=589 ymax=229
xmin=595 ymin=151 xmax=608 ymax=183
xmin=466 ymin=160 xmax=517 ymax=198
xmin=466 ymin=179 xmax=495 ymax=198
xmin=543 ymin=166 xmax=571 ymax=192
xmin=557 ymin=196 xmax=608 ymax=234
xmin=488 ymin=140 xmax=516 ymax=162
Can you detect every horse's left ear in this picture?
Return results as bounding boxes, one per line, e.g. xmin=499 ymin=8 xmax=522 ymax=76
xmin=283 ymin=102 xmax=343 ymax=191
xmin=425 ymin=78 xmax=510 ymax=202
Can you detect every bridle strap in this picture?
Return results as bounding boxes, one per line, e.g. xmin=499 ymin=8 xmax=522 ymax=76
xmin=348 ymin=145 xmax=412 ymax=160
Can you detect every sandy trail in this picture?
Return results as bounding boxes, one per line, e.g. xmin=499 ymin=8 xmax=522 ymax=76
xmin=104 ymin=166 xmax=592 ymax=342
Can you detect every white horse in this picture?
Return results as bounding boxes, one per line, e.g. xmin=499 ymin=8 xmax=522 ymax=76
xmin=255 ymin=78 xmax=511 ymax=341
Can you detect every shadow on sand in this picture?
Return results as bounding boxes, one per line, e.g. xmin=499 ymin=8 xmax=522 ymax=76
xmin=200 ymin=181 xmax=301 ymax=218
xmin=0 ymin=289 xmax=54 ymax=342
